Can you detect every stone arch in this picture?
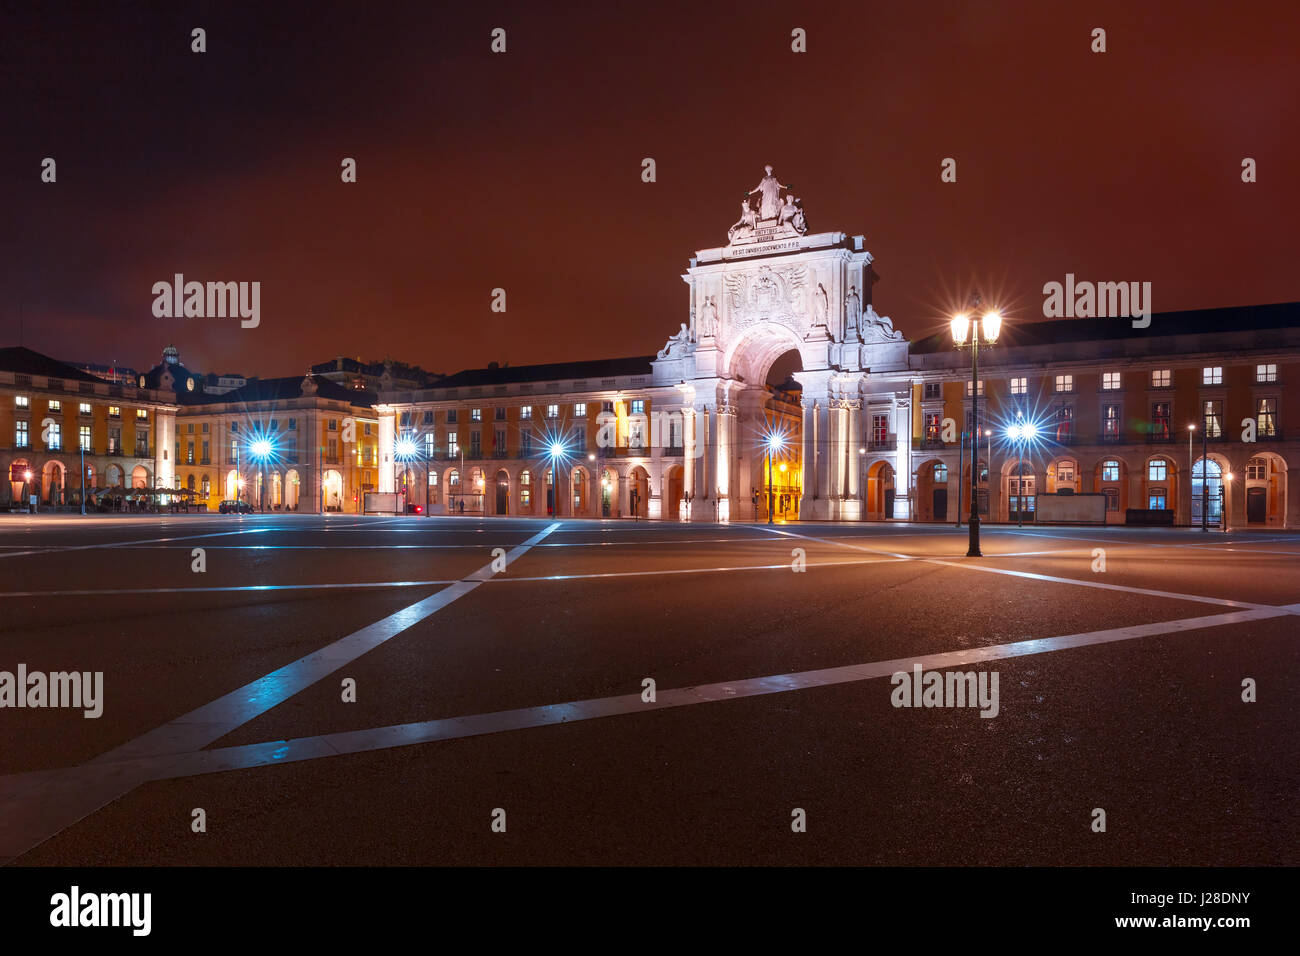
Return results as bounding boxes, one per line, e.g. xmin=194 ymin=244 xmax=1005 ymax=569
xmin=130 ymin=464 xmax=151 ymax=489
xmin=722 ymin=321 xmax=808 ymax=385
xmin=322 ymin=469 xmax=344 ymax=511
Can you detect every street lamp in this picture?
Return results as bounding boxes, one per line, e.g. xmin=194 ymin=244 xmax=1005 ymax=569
xmin=1006 ymin=420 xmax=1037 ymax=527
xmin=548 ymin=440 xmax=566 ymax=517
xmin=1187 ymin=424 xmax=1195 ymax=526
xmin=766 ymin=433 xmax=785 ymax=524
xmin=250 ymin=438 xmax=273 ymax=512
xmin=395 ymin=435 xmax=417 ymax=516
xmin=951 ymin=300 xmax=1002 ymax=556
xmin=1223 ymin=471 xmax=1234 ymax=532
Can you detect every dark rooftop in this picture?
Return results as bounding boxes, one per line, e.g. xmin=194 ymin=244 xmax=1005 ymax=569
xmin=910 ymin=301 xmax=1300 ymax=355
xmin=430 ymin=355 xmax=656 ymax=389
xmin=190 ymin=375 xmax=375 ymax=407
xmin=0 ymin=347 xmax=111 ymax=384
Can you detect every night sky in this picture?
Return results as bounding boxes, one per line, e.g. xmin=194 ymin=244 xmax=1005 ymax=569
xmin=3 ymin=0 xmax=1298 ymax=379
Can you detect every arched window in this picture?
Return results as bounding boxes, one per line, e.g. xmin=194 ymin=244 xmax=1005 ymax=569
xmin=1148 ymin=459 xmax=1168 ymax=481
xmin=933 ymin=463 xmax=947 ymax=482
xmin=201 ymin=475 xmax=210 ymax=496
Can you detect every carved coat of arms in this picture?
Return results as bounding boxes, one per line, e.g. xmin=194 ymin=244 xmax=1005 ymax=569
xmin=723 ymin=264 xmax=808 ymax=331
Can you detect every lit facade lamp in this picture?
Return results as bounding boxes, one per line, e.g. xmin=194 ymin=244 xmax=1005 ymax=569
xmin=951 ymin=299 xmax=1002 ymax=556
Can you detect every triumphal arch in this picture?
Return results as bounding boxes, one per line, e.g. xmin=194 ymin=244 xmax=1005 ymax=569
xmin=650 ymin=166 xmax=914 ymax=522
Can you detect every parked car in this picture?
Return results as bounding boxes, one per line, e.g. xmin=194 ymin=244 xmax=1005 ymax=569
xmin=218 ymin=499 xmax=254 ymax=514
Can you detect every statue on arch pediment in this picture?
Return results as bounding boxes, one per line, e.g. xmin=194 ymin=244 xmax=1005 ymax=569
xmin=862 ymin=304 xmax=904 ymax=342
xmin=657 ymin=321 xmax=696 ymax=360
xmin=697 ymin=295 xmax=719 ymax=337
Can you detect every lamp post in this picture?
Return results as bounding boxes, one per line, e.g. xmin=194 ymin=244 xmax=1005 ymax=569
xmin=548 ymin=442 xmax=565 ymax=518
xmin=951 ymin=300 xmax=1002 ymax=556
xmin=79 ymin=441 xmax=86 ymax=516
xmin=395 ymin=435 xmax=417 ymax=516
xmin=766 ymin=434 xmax=785 ymax=524
xmin=250 ymin=438 xmax=272 ymax=513
xmin=1223 ymin=472 xmax=1233 ymax=533
xmin=1006 ymin=420 xmax=1037 ymax=527
xmin=1200 ymin=403 xmax=1209 ymax=532
xmin=1187 ymin=424 xmax=1195 ymax=526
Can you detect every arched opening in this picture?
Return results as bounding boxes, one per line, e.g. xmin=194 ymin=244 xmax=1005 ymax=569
xmin=1244 ymin=453 xmax=1286 ymax=525
xmin=600 ymin=468 xmax=617 ymax=518
xmin=42 ymin=460 xmax=66 ymax=505
xmin=518 ymin=468 xmax=532 ymax=514
xmin=323 ymin=469 xmax=344 ymax=511
xmin=130 ymin=464 xmax=151 ymax=489
xmin=1191 ymin=457 xmax=1223 ymax=527
xmin=225 ymin=469 xmax=240 ymax=501
xmin=570 ymin=466 xmax=588 ymax=516
xmin=285 ymin=469 xmax=300 ymax=510
xmin=664 ymin=464 xmax=684 ymax=520
xmin=914 ymin=458 xmax=948 ymax=522
xmin=629 ymin=466 xmax=650 ymax=517
xmin=495 ymin=469 xmax=510 ymax=516
xmin=1094 ymin=457 xmax=1127 ymax=523
xmin=866 ymin=461 xmax=895 ymax=520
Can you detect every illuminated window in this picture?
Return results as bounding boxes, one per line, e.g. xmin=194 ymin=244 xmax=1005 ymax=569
xmin=48 ymin=399 xmax=61 ymax=412
xmin=546 ymin=404 xmax=559 ymax=418
xmin=1102 ymin=460 xmax=1120 ymax=482
xmin=1202 ymin=366 xmax=1222 ymax=385
xmin=1148 ymin=459 xmax=1168 ymax=481
xmin=933 ymin=463 xmax=947 ymax=482
xmin=79 ymin=425 xmax=91 ymax=450
xmin=47 ymin=422 xmax=61 ymax=450
xmin=1150 ymin=369 xmax=1171 ymax=388
xmin=15 ymin=395 xmax=29 ymax=408
xmin=15 ymin=421 xmax=29 ymax=447
xmin=1103 ymin=404 xmax=1121 ymax=438
xmin=471 ymin=408 xmax=482 ymax=422
xmin=1257 ymin=398 xmax=1277 ymax=437
xmin=1148 ymin=489 xmax=1168 ymax=509
xmin=1246 ymin=457 xmax=1266 ymax=480
xmin=1256 ymin=364 xmax=1277 ymax=383
xmin=1151 ymin=402 xmax=1171 ymax=439
xmin=631 ymin=400 xmax=646 ymax=414
xmin=1009 ymin=377 xmax=1027 ymax=395
xmin=448 ymin=432 xmax=459 ymax=457
xmin=520 ymin=406 xmax=532 ymax=420
xmin=965 ymin=380 xmax=984 ymax=396
xmin=1203 ymin=400 xmax=1222 ymax=438
xmin=1102 ymin=371 xmax=1121 ymax=390
xmin=1054 ymin=375 xmax=1073 ymax=393
xmin=79 ymin=402 xmax=92 ymax=414
xmin=574 ymin=403 xmax=587 ymax=416
xmin=136 ymin=408 xmax=148 ymax=419
xmin=108 ymin=405 xmax=121 ymax=418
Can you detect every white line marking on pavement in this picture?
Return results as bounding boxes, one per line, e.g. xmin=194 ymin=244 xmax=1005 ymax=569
xmin=0 ymin=604 xmax=1284 ymax=862
xmin=0 ymin=522 xmax=561 ymax=863
xmin=760 ymin=526 xmax=1280 ymax=610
